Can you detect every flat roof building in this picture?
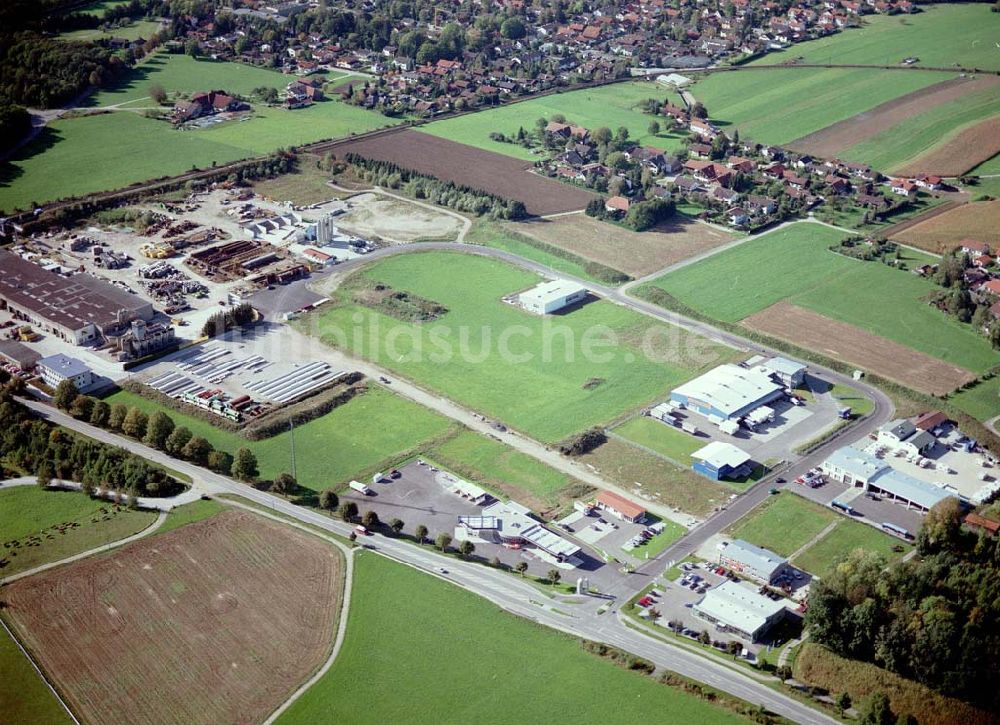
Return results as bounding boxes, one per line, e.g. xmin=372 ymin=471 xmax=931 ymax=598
xmin=595 ymin=490 xmax=647 ymax=523
xmin=760 ymin=356 xmax=806 ymax=388
xmin=670 ymin=364 xmax=784 ymax=421
xmin=0 ymin=250 xmax=153 ymax=345
xmin=37 ymin=353 xmax=96 ymax=393
xmin=718 ymin=539 xmax=789 ymax=584
xmin=692 ymin=441 xmax=752 ymax=481
xmin=458 ymin=500 xmax=581 ymax=562
xmin=820 ymin=445 xmax=953 ymax=512
xmin=518 ymin=280 xmax=588 ymax=315
xmin=0 ymin=340 xmax=40 ymax=371
xmin=694 ymin=580 xmax=787 ymax=642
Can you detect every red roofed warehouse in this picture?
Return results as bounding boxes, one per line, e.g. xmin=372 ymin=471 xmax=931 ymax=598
xmin=596 ymin=491 xmax=647 ymax=523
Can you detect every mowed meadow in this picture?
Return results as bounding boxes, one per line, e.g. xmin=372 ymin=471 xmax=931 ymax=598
xmin=305 ymin=252 xmax=737 ymax=443
xmin=0 ymin=54 xmax=393 ymax=211
xmin=645 ymin=222 xmax=998 ymax=376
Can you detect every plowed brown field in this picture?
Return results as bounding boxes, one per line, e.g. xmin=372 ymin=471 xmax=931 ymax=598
xmin=788 ymin=76 xmax=999 ymax=161
xmin=742 ymin=301 xmax=976 ymax=396
xmin=895 ymin=116 xmax=1000 ymax=177
xmin=334 ymin=129 xmax=597 ymax=216
xmin=3 ymin=509 xmax=343 ymax=725
xmin=895 ymin=200 xmax=1000 ymax=251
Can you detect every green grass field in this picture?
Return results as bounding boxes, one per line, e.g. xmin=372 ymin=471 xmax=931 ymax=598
xmin=827 ymin=384 xmax=874 ymax=417
xmin=970 ymin=154 xmax=1000 ymax=177
xmin=419 ymin=82 xmax=686 ymax=160
xmin=949 ymin=376 xmax=1000 ymax=422
xmin=728 ymin=493 xmax=838 ymax=558
xmin=0 ymin=56 xmax=389 ymax=211
xmin=77 ymin=0 xmax=131 ymax=16
xmin=841 ymin=86 xmax=1000 ymax=173
xmin=752 ymin=4 xmax=1000 ymax=71
xmin=427 ymin=431 xmax=578 ymax=503
xmin=0 ymin=486 xmax=158 ymax=577
xmin=792 ymin=519 xmax=908 ymax=579
xmin=61 ymin=19 xmax=163 ymax=42
xmin=647 ymin=222 xmax=998 ymax=373
xmin=0 ymin=624 xmax=71 ymax=725
xmin=632 ymin=517 xmax=686 ymax=558
xmin=103 ymin=386 xmax=453 ymax=491
xmin=306 ymin=252 xmax=735 ymax=442
xmin=278 ymin=551 xmax=745 ymax=725
xmin=154 ymin=498 xmax=226 ymax=536
xmin=692 ymin=67 xmax=949 ymax=146
xmin=613 ymin=416 xmax=704 ymax=464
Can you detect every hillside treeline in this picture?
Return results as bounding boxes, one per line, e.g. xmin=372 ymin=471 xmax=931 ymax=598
xmin=805 ymin=498 xmax=1000 ymax=711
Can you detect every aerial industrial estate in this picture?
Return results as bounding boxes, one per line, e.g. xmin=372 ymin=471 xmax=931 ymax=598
xmin=1 ymin=1 xmax=999 ymax=724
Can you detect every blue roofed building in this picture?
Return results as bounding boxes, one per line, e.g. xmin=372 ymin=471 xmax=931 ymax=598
xmin=692 ymin=441 xmax=753 ymax=481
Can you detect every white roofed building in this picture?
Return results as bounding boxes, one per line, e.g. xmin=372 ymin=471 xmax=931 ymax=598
xmin=457 ymin=500 xmax=581 ymax=563
xmin=761 ymin=357 xmax=806 ymax=387
xmin=517 ymin=280 xmax=588 ymax=315
xmin=692 ymin=441 xmax=752 ymax=481
xmin=694 ymin=581 xmax=787 ymax=641
xmin=821 ymin=445 xmax=953 ymax=512
xmin=670 ymin=364 xmax=784 ymax=422
xmin=37 ymin=354 xmax=97 ymax=393
xmin=718 ymin=539 xmax=790 ymax=584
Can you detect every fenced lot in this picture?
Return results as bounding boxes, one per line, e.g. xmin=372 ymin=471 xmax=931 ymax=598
xmin=307 ymin=251 xmax=736 ymax=442
xmin=3 ymin=510 xmax=344 ymax=725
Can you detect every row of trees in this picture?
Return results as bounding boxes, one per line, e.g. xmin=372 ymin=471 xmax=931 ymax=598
xmin=805 ymin=497 xmax=1000 ymax=711
xmin=0 ymin=381 xmax=182 ymax=498
xmin=344 ymin=153 xmax=527 ymax=220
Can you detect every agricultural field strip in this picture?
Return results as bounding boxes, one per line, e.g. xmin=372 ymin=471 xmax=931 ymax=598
xmin=650 ymin=223 xmax=995 ymax=375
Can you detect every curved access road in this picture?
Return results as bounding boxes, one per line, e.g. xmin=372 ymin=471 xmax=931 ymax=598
xmin=22 ymin=399 xmax=837 ymax=725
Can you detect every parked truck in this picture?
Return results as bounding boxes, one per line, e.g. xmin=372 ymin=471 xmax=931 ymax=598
xmin=349 ymin=480 xmax=372 ymax=495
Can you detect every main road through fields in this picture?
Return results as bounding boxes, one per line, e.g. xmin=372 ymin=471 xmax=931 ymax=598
xmin=21 ymin=399 xmax=838 ymax=725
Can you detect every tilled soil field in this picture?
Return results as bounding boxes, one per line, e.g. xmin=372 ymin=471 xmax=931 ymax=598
xmin=895 ymin=199 xmax=1000 ymax=251
xmin=787 ymin=76 xmax=999 ymax=160
xmin=895 ymin=115 xmax=1000 ymax=177
xmin=3 ymin=509 xmax=343 ymax=725
xmin=742 ymin=301 xmax=976 ymax=396
xmin=333 ymin=129 xmax=597 ymax=216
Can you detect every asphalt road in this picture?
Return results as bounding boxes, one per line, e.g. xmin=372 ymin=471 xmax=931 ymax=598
xmin=24 ymin=399 xmax=837 ymax=725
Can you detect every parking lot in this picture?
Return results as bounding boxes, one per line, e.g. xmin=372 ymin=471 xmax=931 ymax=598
xmin=632 ymin=561 xmax=803 ymax=655
xmin=788 ymin=477 xmax=925 ymax=539
xmin=342 ymin=460 xmax=617 ymax=586
xmin=562 ymin=510 xmax=674 ymax=565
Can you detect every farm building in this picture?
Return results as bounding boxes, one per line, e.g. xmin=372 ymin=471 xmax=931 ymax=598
xmin=457 ymin=500 xmax=581 ymax=563
xmin=876 ymin=419 xmax=935 ymax=457
xmin=692 ymin=441 xmax=752 ymax=481
xmin=595 ymin=491 xmax=647 ymax=523
xmin=693 ymin=580 xmax=787 ymax=642
xmin=517 ymin=280 xmax=588 ymax=315
xmin=656 ymin=73 xmax=692 ymax=88
xmin=820 ymin=446 xmax=953 ymax=513
xmin=760 ymin=357 xmax=806 ymax=388
xmin=718 ymin=539 xmax=790 ymax=584
xmin=0 ymin=250 xmax=154 ymax=345
xmin=37 ymin=354 xmax=96 ymax=392
xmin=669 ymin=364 xmax=784 ymax=422
xmin=964 ymin=513 xmax=999 ymax=537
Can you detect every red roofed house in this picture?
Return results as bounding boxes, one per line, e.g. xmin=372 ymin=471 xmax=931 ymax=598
xmin=911 ymin=410 xmax=949 ymax=432
xmin=605 ymin=196 xmax=631 ymax=214
xmin=596 ymin=490 xmax=647 ymax=523
xmin=964 ymin=513 xmax=1000 ymax=537
xmin=961 ymin=240 xmax=990 ymax=256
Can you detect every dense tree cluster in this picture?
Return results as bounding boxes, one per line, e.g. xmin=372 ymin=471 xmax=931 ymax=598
xmin=805 ymin=497 xmax=1000 ymax=711
xmin=0 ymin=33 xmax=128 ymax=108
xmin=0 ymin=103 xmax=31 ymax=154
xmin=201 ymin=302 xmax=256 ymax=338
xmin=345 ymin=153 xmax=527 ymax=220
xmin=0 ymin=387 xmax=182 ymax=497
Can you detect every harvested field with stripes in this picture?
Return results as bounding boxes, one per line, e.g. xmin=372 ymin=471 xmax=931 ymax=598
xmin=1 ymin=510 xmax=344 ymax=725
xmin=894 ymin=200 xmax=1000 ymax=252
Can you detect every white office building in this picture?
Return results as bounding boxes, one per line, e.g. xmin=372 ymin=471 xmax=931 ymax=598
xmin=37 ymin=354 xmax=96 ymax=392
xmin=518 ymin=280 xmax=588 ymax=314
xmin=694 ymin=580 xmax=787 ymax=641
